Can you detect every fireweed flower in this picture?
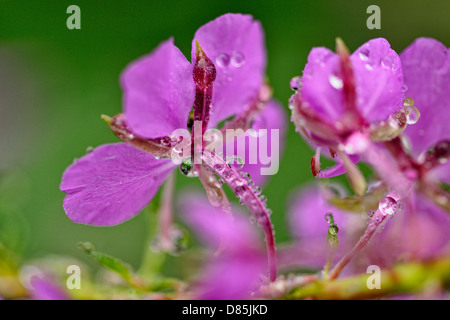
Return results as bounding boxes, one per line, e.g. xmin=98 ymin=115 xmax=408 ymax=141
xmin=60 ymin=13 xmax=284 ymax=281
xmin=287 ymin=37 xmax=449 ymax=280
xmin=290 ymin=38 xmax=415 ymax=196
xmin=180 ymin=194 xmax=265 ymax=300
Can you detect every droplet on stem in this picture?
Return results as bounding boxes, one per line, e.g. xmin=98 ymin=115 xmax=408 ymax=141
xmin=378 ymin=196 xmax=397 ymax=216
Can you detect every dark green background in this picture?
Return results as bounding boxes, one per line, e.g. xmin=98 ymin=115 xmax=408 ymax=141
xmin=0 ymin=0 xmax=449 ymax=269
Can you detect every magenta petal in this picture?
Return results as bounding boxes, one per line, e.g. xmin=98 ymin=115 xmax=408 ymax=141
xmin=288 ymin=185 xmax=351 ymax=239
xmin=301 ymin=47 xmax=345 ymax=122
xmin=401 ymin=38 xmax=450 ymax=157
xmin=180 ymin=195 xmax=265 ymax=299
xmin=192 ymin=14 xmax=266 ymax=126
xmin=351 ymin=38 xmax=404 ymax=122
xmin=239 ymin=99 xmax=287 ymax=187
xmin=301 ymin=38 xmax=403 ymax=123
xmin=30 ymin=277 xmax=70 ymax=300
xmin=121 ymin=39 xmax=195 ymax=138
xmin=60 ymin=143 xmax=175 ymax=226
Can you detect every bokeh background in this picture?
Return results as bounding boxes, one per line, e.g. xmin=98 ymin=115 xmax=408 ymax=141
xmin=0 ymin=0 xmax=449 ymax=271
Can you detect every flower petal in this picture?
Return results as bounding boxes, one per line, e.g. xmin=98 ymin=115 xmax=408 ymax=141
xmin=60 ymin=143 xmax=175 ymax=226
xmin=121 ymin=39 xmax=195 ymax=138
xmin=238 ymin=99 xmax=287 ymax=186
xmin=30 ymin=277 xmax=70 ymax=300
xmin=180 ymin=194 xmax=265 ymax=299
xmin=351 ymin=38 xmax=404 ymax=122
xmin=192 ymin=14 xmax=266 ymax=126
xmin=300 ymin=38 xmax=404 ymax=123
xmin=401 ymin=38 xmax=450 ymax=157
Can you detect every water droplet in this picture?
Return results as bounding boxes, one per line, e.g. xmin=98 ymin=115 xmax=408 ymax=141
xmin=358 ymin=48 xmax=370 ymax=61
xmin=289 ymin=76 xmax=302 ymax=91
xmin=223 ymin=170 xmax=234 ymax=181
xmin=213 ymin=163 xmax=225 ymax=173
xmin=254 ymin=186 xmax=262 ymax=195
xmin=86 ymin=146 xmax=94 ymax=153
xmin=227 ymin=156 xmax=244 ymax=171
xmin=365 ymin=63 xmax=374 ymax=71
xmin=388 ymin=110 xmax=406 ymax=129
xmin=381 ymin=55 xmax=395 ymax=70
xmin=378 ymin=196 xmax=397 ymax=216
xmin=128 ymin=134 xmax=135 ymax=140
xmin=329 ymin=73 xmax=343 ymax=90
xmin=367 ymin=210 xmax=375 ymax=218
xmin=259 ymin=195 xmax=267 ymax=203
xmin=231 ymin=51 xmax=245 ymax=67
xmin=235 ymin=186 xmax=246 ymax=197
xmin=218 ymin=178 xmax=224 ymax=185
xmin=179 ymin=158 xmax=196 ymax=177
xmin=215 ymin=53 xmax=230 ymax=67
xmin=160 ymin=136 xmax=171 ymax=146
xmin=209 ymin=104 xmax=214 ymax=115
xmin=249 ymin=217 xmax=256 ymax=225
xmin=329 ymin=225 xmax=339 ymax=235
xmin=403 ymin=97 xmax=414 ymax=107
xmin=404 ymin=105 xmax=420 ymax=124
xmin=324 ymin=212 xmax=333 ymax=222
xmin=239 ymin=199 xmax=245 ymax=206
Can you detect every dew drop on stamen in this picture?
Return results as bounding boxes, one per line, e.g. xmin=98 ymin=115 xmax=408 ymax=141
xmin=378 ymin=196 xmax=397 ymax=216
xmin=230 ymin=51 xmax=246 ymax=67
xmin=329 ymin=74 xmax=343 ymax=90
xmin=289 ymin=76 xmax=302 ymax=91
xmin=215 ymin=53 xmax=230 ymax=67
xmin=404 ymin=106 xmax=420 ymax=125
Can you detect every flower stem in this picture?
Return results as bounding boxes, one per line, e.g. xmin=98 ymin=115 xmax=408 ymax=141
xmin=201 ymin=150 xmax=277 ymax=281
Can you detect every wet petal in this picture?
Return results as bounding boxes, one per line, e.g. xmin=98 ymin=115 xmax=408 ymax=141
xmin=121 ymin=39 xmax=195 ymax=138
xmin=401 ymin=38 xmax=450 ymax=157
xmin=301 ymin=47 xmax=345 ymax=122
xmin=300 ymin=38 xmax=404 ymax=123
xmin=192 ymin=14 xmax=266 ymax=126
xmin=351 ymin=38 xmax=404 ymax=122
xmin=60 ymin=143 xmax=175 ymax=226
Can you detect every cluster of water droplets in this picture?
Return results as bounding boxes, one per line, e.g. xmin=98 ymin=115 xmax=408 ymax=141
xmin=215 ymin=51 xmax=246 ymax=69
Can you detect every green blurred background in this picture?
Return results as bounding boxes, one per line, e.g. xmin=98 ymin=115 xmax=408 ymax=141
xmin=0 ymin=0 xmax=449 ymax=270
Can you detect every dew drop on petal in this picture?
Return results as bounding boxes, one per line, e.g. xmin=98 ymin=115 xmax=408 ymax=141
xmin=329 ymin=74 xmax=343 ymax=90
xmin=230 ymin=51 xmax=246 ymax=68
xmin=365 ymin=64 xmax=374 ymax=71
xmin=358 ymin=48 xmax=370 ymax=61
xmin=215 ymin=53 xmax=230 ymax=67
xmin=378 ymin=196 xmax=397 ymax=216
xmin=381 ymin=55 xmax=395 ymax=70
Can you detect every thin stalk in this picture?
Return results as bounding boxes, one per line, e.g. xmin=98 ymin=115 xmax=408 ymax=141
xmin=201 ymin=150 xmax=277 ymax=281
